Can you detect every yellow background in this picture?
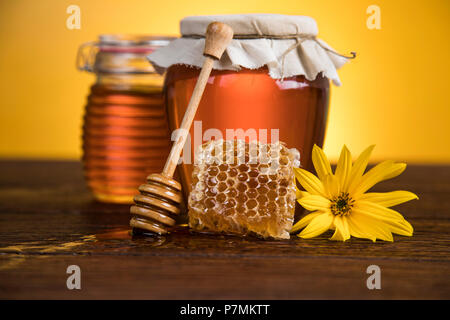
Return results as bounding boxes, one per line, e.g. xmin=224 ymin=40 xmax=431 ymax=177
xmin=0 ymin=0 xmax=449 ymax=163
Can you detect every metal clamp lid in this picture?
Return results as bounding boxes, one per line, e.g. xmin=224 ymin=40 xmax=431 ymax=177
xmin=76 ymin=35 xmax=175 ymax=74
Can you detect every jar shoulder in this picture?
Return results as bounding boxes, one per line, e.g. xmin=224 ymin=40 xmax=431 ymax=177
xmin=164 ymin=64 xmax=329 ymax=89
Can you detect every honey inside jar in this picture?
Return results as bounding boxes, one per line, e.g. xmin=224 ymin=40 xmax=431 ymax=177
xmin=82 ymin=84 xmax=170 ymax=203
xmin=78 ymin=35 xmax=174 ymax=204
xmin=165 ymin=65 xmax=330 ymax=200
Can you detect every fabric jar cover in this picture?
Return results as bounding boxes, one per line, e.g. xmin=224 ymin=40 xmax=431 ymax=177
xmin=148 ymin=14 xmax=351 ymax=85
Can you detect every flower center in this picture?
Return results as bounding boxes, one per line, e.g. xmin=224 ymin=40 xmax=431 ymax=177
xmin=330 ymin=192 xmax=354 ymax=216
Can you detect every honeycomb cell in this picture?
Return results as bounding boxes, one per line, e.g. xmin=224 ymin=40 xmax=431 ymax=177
xmin=247 ymin=210 xmax=257 ymax=217
xmin=280 ymin=178 xmax=289 ymax=187
xmin=268 ymin=181 xmax=278 ymax=190
xmin=188 ymin=139 xmax=300 ymax=240
xmin=258 ymin=175 xmax=269 ymax=184
xmin=237 ymin=193 xmax=248 ymax=203
xmin=246 ymin=199 xmax=258 ymax=209
xmin=206 ymin=187 xmax=217 ymax=197
xmin=259 ymin=207 xmax=269 ymax=216
xmin=225 ymin=198 xmax=237 ymax=208
xmin=208 ymin=166 xmax=219 ymax=176
xmin=248 ymin=179 xmax=258 ymax=189
xmin=257 ymin=185 xmax=269 ymax=194
xmin=267 ymin=202 xmax=277 ymax=212
xmin=267 ymin=190 xmax=278 ymax=201
xmin=246 ymin=188 xmax=258 ymax=198
xmin=238 ymin=164 xmax=249 ymax=172
xmin=207 ymin=176 xmax=218 ymax=186
xmin=237 ymin=172 xmax=248 ymax=182
xmin=248 ymin=169 xmax=259 ymax=178
xmin=194 ymin=191 xmax=204 ymax=202
xmin=226 ymin=179 xmax=235 ymax=187
xmin=257 ymin=194 xmax=268 ymax=204
xmin=280 ymin=156 xmax=289 ymax=165
xmin=205 ymin=198 xmax=216 ymax=209
xmin=237 ymin=183 xmax=248 ymax=192
xmin=259 ymin=163 xmax=270 ymax=169
xmin=224 ymin=208 xmax=235 ymax=216
xmin=217 ymin=193 xmax=227 ymax=203
xmin=217 ymin=182 xmax=227 ymax=192
xmin=227 ymin=188 xmax=238 ymax=197
xmin=277 ymin=198 xmax=286 ymax=206
xmin=217 ymin=172 xmax=227 ymax=181
xmin=236 ymin=205 xmax=246 ymax=214
xmin=196 ymin=181 xmax=206 ymax=191
xmin=228 ymin=167 xmax=238 ymax=177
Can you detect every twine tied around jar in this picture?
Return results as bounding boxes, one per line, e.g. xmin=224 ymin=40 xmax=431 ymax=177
xmin=182 ymin=26 xmax=356 ymax=79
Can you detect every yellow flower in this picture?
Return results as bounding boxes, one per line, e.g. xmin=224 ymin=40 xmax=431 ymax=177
xmin=292 ymin=145 xmax=418 ymax=242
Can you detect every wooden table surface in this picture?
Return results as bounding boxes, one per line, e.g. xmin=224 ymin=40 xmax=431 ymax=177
xmin=0 ymin=160 xmax=448 ymax=299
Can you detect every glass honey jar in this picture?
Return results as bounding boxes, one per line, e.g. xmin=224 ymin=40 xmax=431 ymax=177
xmin=164 ymin=66 xmax=329 ymax=199
xmin=77 ymin=35 xmax=174 ymax=204
xmin=149 ymin=14 xmax=352 ymax=202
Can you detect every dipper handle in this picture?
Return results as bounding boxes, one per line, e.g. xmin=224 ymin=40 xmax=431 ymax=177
xmin=162 ymin=22 xmax=233 ymax=177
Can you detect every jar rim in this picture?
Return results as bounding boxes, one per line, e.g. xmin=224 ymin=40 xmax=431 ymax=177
xmin=98 ymin=34 xmax=176 ymax=47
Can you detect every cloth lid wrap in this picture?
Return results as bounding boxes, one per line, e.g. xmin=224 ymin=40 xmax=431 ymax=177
xmin=148 ymin=14 xmax=351 ymax=85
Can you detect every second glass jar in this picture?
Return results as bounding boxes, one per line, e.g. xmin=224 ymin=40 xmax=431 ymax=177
xmin=78 ymin=35 xmax=174 ymax=204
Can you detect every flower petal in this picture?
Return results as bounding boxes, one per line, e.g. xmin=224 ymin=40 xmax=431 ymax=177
xmin=291 ymin=212 xmax=321 ymax=233
xmin=382 ymin=219 xmax=413 ymax=236
xmin=352 ymin=201 xmax=413 ymax=239
xmin=346 ymin=145 xmax=375 ymax=194
xmin=312 ymin=144 xmax=332 ymax=181
xmin=351 ymin=161 xmax=407 ymax=197
xmin=330 ymin=216 xmax=350 ymax=241
xmin=294 ymin=167 xmax=326 ymax=196
xmin=335 ymin=145 xmax=352 ymax=192
xmin=346 ymin=215 xmax=376 ymax=241
xmin=349 ymin=213 xmax=394 ymax=242
xmin=353 ymin=200 xmax=407 ymax=222
xmin=297 ymin=194 xmax=330 ymax=211
xmin=323 ymin=174 xmax=339 ymax=198
xmin=383 ymin=163 xmax=407 ymax=180
xmin=295 ymin=187 xmax=309 ymax=200
xmin=330 ymin=227 xmax=345 ymax=241
xmin=299 ymin=212 xmax=333 ymax=238
xmin=358 ymin=190 xmax=418 ymax=207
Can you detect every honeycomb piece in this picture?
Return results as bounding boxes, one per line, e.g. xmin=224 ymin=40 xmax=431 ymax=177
xmin=188 ymin=139 xmax=300 ymax=239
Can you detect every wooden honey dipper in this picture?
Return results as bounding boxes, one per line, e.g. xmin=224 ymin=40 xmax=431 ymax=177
xmin=130 ymin=22 xmax=234 ymax=235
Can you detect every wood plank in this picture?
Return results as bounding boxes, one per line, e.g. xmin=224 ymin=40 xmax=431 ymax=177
xmin=1 ymin=255 xmax=448 ymax=299
xmin=0 ymin=160 xmax=449 ymax=299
